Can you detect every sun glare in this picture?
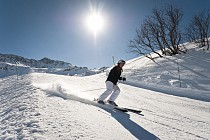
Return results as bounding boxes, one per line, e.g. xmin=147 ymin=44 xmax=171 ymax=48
xmin=86 ymin=11 xmax=105 ymax=37
xmin=84 ymin=1 xmax=106 ymax=40
xmin=86 ymin=7 xmax=105 ymax=38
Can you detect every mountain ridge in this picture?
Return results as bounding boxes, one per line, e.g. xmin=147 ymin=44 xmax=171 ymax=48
xmin=0 ymin=53 xmax=73 ymax=68
xmin=0 ymin=53 xmax=108 ymax=78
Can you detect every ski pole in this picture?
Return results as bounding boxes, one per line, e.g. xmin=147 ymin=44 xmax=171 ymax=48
xmin=81 ymin=88 xmax=106 ymax=92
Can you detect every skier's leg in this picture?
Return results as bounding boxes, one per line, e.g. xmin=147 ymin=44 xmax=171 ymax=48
xmin=98 ymin=81 xmax=114 ymax=101
xmin=108 ymin=85 xmax=120 ymax=101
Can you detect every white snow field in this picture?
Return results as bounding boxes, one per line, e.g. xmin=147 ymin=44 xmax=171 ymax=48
xmin=1 ymin=44 xmax=210 ymax=140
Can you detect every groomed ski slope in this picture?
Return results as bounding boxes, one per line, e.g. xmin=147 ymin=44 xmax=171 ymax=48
xmin=1 ymin=72 xmax=210 ymax=140
xmin=1 ymin=43 xmax=210 ymax=140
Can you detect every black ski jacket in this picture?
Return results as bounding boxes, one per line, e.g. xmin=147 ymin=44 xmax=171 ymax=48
xmin=106 ymin=65 xmax=122 ymax=85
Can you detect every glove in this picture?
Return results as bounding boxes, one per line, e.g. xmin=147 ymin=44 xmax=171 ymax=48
xmin=122 ymin=77 xmax=126 ymax=81
xmin=119 ymin=77 xmax=123 ymax=80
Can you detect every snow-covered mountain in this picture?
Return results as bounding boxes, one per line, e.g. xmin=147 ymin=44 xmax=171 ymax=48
xmin=0 ymin=54 xmax=73 ymax=68
xmin=0 ymin=54 xmax=108 ymax=78
xmin=0 ymin=43 xmax=210 ymax=140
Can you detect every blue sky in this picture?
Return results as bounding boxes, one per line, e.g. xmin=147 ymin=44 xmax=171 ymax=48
xmin=0 ymin=0 xmax=210 ymax=68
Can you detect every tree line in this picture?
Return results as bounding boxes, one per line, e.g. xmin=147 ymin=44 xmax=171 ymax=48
xmin=128 ymin=5 xmax=210 ymax=60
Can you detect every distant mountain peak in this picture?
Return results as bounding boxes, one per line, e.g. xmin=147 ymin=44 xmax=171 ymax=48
xmin=0 ymin=53 xmax=72 ymax=68
xmin=40 ymin=57 xmax=50 ymax=61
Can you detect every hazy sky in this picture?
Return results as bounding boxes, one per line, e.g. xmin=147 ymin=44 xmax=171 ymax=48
xmin=0 ymin=0 xmax=210 ymax=68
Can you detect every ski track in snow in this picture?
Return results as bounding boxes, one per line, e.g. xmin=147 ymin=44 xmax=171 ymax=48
xmin=1 ymin=73 xmax=210 ymax=140
xmin=0 ymin=75 xmax=44 ymax=139
xmin=1 ymin=45 xmax=210 ymax=140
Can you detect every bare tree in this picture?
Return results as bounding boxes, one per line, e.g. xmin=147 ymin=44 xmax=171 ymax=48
xmin=185 ymin=24 xmax=199 ymax=42
xmin=151 ymin=9 xmax=167 ymax=55
xmin=128 ymin=17 xmax=164 ymax=60
xmin=128 ymin=5 xmax=184 ymax=58
xmin=165 ymin=5 xmax=183 ymax=54
xmin=185 ymin=10 xmax=210 ymax=50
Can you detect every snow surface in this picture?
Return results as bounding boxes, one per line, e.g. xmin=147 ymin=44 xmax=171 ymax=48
xmin=1 ymin=43 xmax=210 ymax=140
xmin=123 ymin=43 xmax=210 ymax=102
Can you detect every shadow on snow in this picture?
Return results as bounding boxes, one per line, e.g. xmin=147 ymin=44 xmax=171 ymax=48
xmin=99 ymin=106 xmax=160 ymax=140
xmin=44 ymin=87 xmax=159 ymax=140
xmin=122 ymin=81 xmax=210 ymax=102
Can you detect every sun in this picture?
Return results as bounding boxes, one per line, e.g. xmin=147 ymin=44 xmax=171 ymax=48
xmin=86 ymin=11 xmax=105 ymax=36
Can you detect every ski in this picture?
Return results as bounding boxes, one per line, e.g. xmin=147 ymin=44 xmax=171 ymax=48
xmin=115 ymin=107 xmax=142 ymax=114
xmin=94 ymin=98 xmax=128 ymax=112
xmin=113 ymin=107 xmax=128 ymax=112
xmin=94 ymin=98 xmax=141 ymax=114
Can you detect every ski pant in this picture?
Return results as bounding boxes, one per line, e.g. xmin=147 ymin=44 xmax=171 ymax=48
xmin=98 ymin=81 xmax=120 ymax=101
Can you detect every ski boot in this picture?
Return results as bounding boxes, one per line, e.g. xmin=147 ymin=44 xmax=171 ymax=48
xmin=107 ymin=100 xmax=118 ymax=106
xmin=97 ymin=100 xmax=105 ymax=105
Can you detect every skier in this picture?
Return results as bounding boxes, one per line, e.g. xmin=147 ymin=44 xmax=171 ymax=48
xmin=97 ymin=59 xmax=126 ymax=106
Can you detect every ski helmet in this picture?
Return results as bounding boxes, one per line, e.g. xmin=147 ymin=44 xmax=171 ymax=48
xmin=117 ymin=59 xmax=126 ymax=64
